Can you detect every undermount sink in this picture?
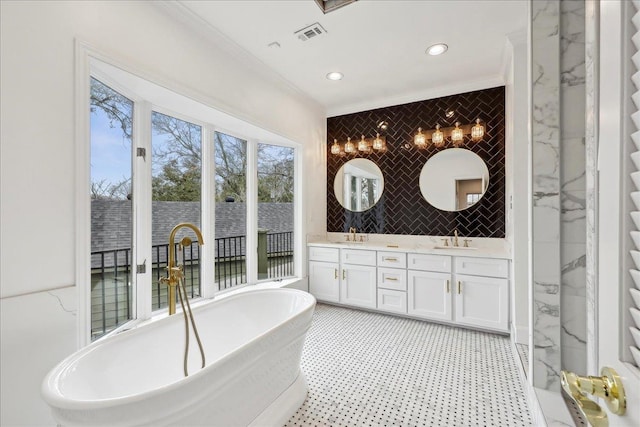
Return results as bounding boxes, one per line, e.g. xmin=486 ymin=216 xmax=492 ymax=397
xmin=433 ymin=245 xmax=477 ymax=250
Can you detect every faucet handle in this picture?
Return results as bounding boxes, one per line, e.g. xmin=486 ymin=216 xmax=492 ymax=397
xmin=441 ymin=238 xmax=449 ymax=247
xmin=463 ymin=239 xmax=471 ymax=247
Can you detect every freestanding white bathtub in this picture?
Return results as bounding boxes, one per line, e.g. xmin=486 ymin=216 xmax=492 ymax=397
xmin=42 ymin=288 xmax=316 ymax=426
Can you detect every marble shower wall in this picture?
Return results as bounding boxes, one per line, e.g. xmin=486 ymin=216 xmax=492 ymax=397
xmin=531 ymin=0 xmax=587 ymax=391
xmin=584 ymin=0 xmax=598 ymax=376
xmin=532 ymin=0 xmax=562 ymax=391
xmin=560 ymin=0 xmax=587 ymax=376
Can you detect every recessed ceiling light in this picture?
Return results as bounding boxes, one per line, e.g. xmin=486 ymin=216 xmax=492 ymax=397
xmin=426 ymin=43 xmax=448 ymax=56
xmin=326 ymin=72 xmax=344 ymax=81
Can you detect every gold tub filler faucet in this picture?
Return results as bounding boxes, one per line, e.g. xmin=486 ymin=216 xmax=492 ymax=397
xmin=159 ymin=222 xmax=206 ymax=377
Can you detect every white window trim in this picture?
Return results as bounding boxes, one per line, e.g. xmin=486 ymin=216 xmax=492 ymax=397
xmin=76 ymin=42 xmax=303 ymax=347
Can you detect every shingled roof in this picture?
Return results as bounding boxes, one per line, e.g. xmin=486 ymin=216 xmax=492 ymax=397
xmin=91 ymin=200 xmax=293 ymax=252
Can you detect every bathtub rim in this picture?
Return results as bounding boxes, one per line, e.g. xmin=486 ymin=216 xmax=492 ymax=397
xmin=41 ymin=288 xmax=316 ymax=410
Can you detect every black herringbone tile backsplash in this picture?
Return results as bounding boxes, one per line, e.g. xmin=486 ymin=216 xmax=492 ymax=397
xmin=327 ymin=86 xmax=505 ymax=237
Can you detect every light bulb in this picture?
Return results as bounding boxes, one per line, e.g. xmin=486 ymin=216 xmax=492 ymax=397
xmin=471 ymin=118 xmax=485 ymax=142
xmin=331 ymin=139 xmax=341 ymax=155
xmin=372 ymin=133 xmax=384 ymax=150
xmin=451 ymin=122 xmax=464 ymax=146
xmin=432 ymin=124 xmax=445 ymax=147
xmin=414 ymin=127 xmax=427 ymax=148
xmin=358 ymin=135 xmax=369 ymax=152
xmin=344 ymin=137 xmax=355 ymax=153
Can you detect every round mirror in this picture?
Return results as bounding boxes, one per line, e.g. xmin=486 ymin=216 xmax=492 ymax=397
xmin=334 ymin=158 xmax=384 ymax=212
xmin=419 ymin=148 xmax=490 ymax=212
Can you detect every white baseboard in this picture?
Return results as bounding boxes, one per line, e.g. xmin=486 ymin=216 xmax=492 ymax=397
xmin=511 ymin=322 xmax=529 ymax=344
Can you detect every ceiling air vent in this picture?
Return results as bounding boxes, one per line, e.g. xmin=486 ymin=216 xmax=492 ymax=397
xmin=294 ymin=23 xmax=327 ymax=41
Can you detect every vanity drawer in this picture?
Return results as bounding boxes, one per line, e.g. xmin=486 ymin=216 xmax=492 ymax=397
xmin=377 ymin=251 xmax=407 ymax=268
xmin=308 ymin=246 xmax=339 ymax=263
xmin=407 ymin=253 xmax=451 ymax=273
xmin=377 ymin=267 xmax=407 ymax=291
xmin=377 ymin=289 xmax=407 ymax=314
xmin=454 ymin=257 xmax=508 ymax=278
xmin=341 ymin=249 xmax=377 ymax=266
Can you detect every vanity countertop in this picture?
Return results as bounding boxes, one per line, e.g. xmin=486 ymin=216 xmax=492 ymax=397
xmin=308 ymin=240 xmax=511 ymax=260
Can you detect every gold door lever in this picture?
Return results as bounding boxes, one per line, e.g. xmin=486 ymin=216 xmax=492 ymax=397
xmin=560 ymin=367 xmax=626 ymax=427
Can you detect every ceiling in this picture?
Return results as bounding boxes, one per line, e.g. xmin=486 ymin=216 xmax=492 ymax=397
xmin=175 ymin=0 xmax=528 ymax=116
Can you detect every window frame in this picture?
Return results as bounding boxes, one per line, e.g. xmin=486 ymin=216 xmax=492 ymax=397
xmin=77 ymin=45 xmax=303 ymax=347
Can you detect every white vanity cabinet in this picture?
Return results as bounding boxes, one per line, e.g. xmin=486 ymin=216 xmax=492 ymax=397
xmin=307 ymin=244 xmax=510 ymax=333
xmin=407 ymin=253 xmax=509 ymax=333
xmin=453 ymin=257 xmax=509 ymax=332
xmin=340 ymin=249 xmax=377 ymax=309
xmin=377 ymin=251 xmax=407 ymax=314
xmin=407 ymin=254 xmax=453 ymax=322
xmin=308 ymin=246 xmax=340 ymax=303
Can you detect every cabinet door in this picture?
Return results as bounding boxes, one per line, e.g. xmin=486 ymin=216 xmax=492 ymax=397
xmin=309 ymin=261 xmax=340 ymax=303
xmin=407 ymin=271 xmax=452 ymax=321
xmin=378 ymin=289 xmax=407 ymax=314
xmin=454 ymin=274 xmax=509 ymax=332
xmin=340 ymin=264 xmax=377 ymax=309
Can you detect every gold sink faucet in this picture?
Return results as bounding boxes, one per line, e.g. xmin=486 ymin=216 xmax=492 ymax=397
xmin=159 ymin=223 xmax=204 ymax=315
xmin=452 ymin=229 xmax=459 ymax=247
xmin=349 ymin=226 xmax=357 ymax=242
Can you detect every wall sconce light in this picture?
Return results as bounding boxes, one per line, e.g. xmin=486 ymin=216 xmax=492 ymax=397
xmin=330 ymin=134 xmax=388 ymax=156
xmin=451 ymin=122 xmax=464 ymax=146
xmin=414 ymin=127 xmax=427 ymax=148
xmin=431 ymin=124 xmax=444 ymax=147
xmin=358 ymin=135 xmax=370 ymax=152
xmin=414 ymin=118 xmax=485 ymax=149
xmin=471 ymin=118 xmax=485 ymax=141
xmin=331 ymin=139 xmax=341 ymax=155
xmin=372 ymin=133 xmax=386 ymax=151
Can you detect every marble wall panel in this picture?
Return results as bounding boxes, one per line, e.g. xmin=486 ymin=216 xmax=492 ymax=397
xmin=561 ymin=190 xmax=586 ymax=243
xmin=532 ymin=0 xmax=562 ymax=392
xmin=562 ymin=242 xmax=588 ymax=297
xmin=584 ymin=0 xmax=598 ymax=376
xmin=559 ymin=0 xmax=587 ymax=380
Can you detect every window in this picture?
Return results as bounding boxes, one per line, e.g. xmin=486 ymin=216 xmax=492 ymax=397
xmin=214 ymin=132 xmax=247 ymax=289
xmin=151 ymin=111 xmax=203 ymax=310
xmin=89 ymin=78 xmax=134 ymax=339
xmin=84 ymin=61 xmax=300 ymax=343
xmin=258 ymin=143 xmax=294 ymax=280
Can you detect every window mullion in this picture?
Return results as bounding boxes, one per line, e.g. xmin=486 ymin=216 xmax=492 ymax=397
xmin=201 ymin=126 xmax=215 ymax=296
xmin=246 ymin=140 xmax=258 ymax=284
xmin=134 ymin=101 xmax=153 ymax=321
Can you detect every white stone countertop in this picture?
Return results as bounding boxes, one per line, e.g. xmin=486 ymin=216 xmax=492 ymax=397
xmin=308 ymin=234 xmax=511 ymax=260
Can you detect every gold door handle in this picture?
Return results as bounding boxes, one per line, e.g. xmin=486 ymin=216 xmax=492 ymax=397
xmin=384 ymin=257 xmax=398 ymax=262
xmin=457 ymin=281 xmax=461 ymax=294
xmin=342 ymin=269 xmax=346 ymax=280
xmin=386 ymin=277 xmax=398 ymax=281
xmin=560 ymin=367 xmax=626 ymax=427
xmin=334 ymin=268 xmax=338 ymax=279
xmin=446 ymin=279 xmax=450 ymax=293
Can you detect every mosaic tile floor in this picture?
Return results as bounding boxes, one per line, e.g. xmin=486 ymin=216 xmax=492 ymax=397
xmin=285 ymin=304 xmax=532 ymax=427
